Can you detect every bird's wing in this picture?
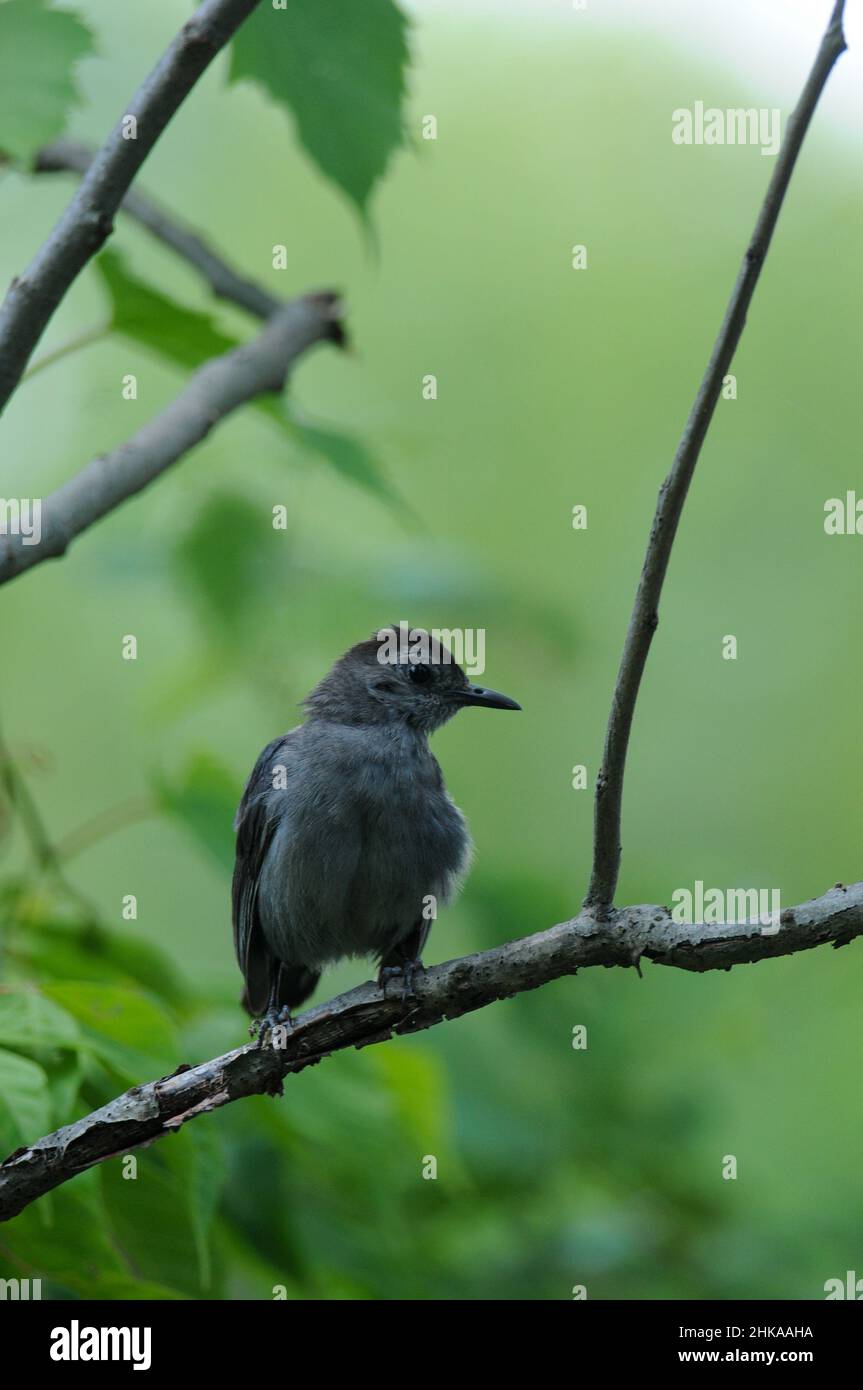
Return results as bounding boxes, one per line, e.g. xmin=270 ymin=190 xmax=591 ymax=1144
xmin=231 ymin=734 xmax=292 ymax=1015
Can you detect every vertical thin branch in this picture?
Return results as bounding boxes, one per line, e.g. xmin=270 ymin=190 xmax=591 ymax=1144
xmin=585 ymin=1 xmax=848 ymax=913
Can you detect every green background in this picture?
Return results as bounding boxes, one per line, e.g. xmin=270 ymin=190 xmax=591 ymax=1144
xmin=0 ymin=0 xmax=861 ymax=1299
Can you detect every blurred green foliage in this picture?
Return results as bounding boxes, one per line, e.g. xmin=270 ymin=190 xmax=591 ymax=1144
xmin=0 ymin=0 xmax=861 ymax=1300
xmin=0 ymin=0 xmax=94 ymax=162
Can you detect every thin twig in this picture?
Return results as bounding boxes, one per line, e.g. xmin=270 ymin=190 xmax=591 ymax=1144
xmin=0 ymin=293 xmax=344 ymax=588
xmin=34 ymin=141 xmax=279 ymax=322
xmin=54 ymin=797 xmax=157 ymax=864
xmin=22 ymin=321 xmax=111 ymax=382
xmin=0 ymin=0 xmax=263 ymax=417
xmin=585 ymin=1 xmax=848 ymax=912
xmin=0 ymin=720 xmax=97 ymax=918
xmin=1 ymin=880 xmax=860 ymax=1222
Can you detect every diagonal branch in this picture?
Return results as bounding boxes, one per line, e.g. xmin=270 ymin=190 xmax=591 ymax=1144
xmin=0 ymin=0 xmax=263 ymax=417
xmin=33 ymin=140 xmax=280 ymax=322
xmin=1 ymin=880 xmax=860 ymax=1222
xmin=585 ymin=0 xmax=848 ymax=912
xmin=0 ymin=292 xmax=344 ymax=587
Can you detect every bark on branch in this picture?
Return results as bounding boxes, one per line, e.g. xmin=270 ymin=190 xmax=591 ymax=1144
xmin=585 ymin=0 xmax=848 ymax=912
xmin=1 ymin=881 xmax=860 ymax=1223
xmin=0 ymin=293 xmax=344 ymax=587
xmin=0 ymin=0 xmax=263 ymax=416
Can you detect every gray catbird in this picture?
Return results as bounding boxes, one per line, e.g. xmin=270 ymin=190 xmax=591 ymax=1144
xmin=232 ymin=627 xmax=520 ymax=1031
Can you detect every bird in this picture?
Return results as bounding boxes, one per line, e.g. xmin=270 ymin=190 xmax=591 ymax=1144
xmin=231 ymin=626 xmax=521 ymax=1037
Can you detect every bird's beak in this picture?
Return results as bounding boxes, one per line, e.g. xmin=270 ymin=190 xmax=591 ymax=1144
xmin=460 ymin=683 xmax=521 ymax=711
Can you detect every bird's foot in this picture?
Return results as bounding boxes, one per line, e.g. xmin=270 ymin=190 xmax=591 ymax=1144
xmin=378 ymin=958 xmax=424 ymax=1004
xmin=252 ymin=1004 xmax=295 ymax=1051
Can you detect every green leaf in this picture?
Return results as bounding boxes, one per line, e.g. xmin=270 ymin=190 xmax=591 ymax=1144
xmin=173 ymin=491 xmax=275 ymax=636
xmin=100 ymin=1145 xmax=218 ymax=1297
xmin=0 ymin=0 xmax=95 ymax=163
xmin=0 ymin=987 xmax=81 ymax=1052
xmin=165 ymin=1124 xmax=228 ymax=1290
xmin=283 ymin=411 xmax=407 ymax=511
xmin=95 ymin=251 xmax=401 ymax=508
xmin=9 ymin=918 xmax=188 ymax=1008
xmin=41 ymin=982 xmax=178 ymax=1080
xmin=185 ymin=1126 xmax=227 ymax=1291
xmin=153 ymin=752 xmax=240 ymax=876
xmin=95 ymin=249 xmax=238 ymax=371
xmin=229 ymin=0 xmax=410 ymax=213
xmin=83 ymin=1277 xmax=190 ymax=1300
xmin=45 ymin=1048 xmax=83 ymax=1128
xmin=0 ymin=1169 xmax=135 ymax=1295
xmin=0 ymin=1048 xmax=52 ymax=1152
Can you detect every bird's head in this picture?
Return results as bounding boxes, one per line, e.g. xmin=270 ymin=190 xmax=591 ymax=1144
xmin=303 ymin=625 xmax=521 ymax=733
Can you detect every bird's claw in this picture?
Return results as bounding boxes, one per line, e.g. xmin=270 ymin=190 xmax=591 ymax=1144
xmin=253 ymin=1004 xmax=295 ymax=1050
xmin=378 ymin=959 xmax=423 ymax=1004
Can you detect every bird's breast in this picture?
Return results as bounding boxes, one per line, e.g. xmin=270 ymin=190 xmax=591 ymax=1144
xmin=257 ymin=723 xmax=472 ymax=968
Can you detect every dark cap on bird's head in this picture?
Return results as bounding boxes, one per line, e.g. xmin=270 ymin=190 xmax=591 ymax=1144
xmin=303 ymin=625 xmax=521 ymax=733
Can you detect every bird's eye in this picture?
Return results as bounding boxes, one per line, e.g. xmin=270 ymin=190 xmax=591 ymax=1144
xmin=408 ymin=663 xmax=433 ymax=686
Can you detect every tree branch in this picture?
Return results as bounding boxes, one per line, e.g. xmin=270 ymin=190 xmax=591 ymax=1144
xmin=585 ymin=0 xmax=848 ymax=912
xmin=0 ymin=0 xmax=263 ymax=417
xmin=0 ymin=293 xmax=344 ymax=587
xmin=1 ymin=881 xmax=860 ymax=1222
xmin=33 ymin=140 xmax=280 ymax=322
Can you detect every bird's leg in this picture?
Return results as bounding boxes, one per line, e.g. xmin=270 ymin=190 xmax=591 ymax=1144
xmin=253 ymin=969 xmax=295 ymax=1050
xmin=378 ymin=920 xmax=430 ymax=1003
xmin=378 ymin=960 xmax=422 ymax=1001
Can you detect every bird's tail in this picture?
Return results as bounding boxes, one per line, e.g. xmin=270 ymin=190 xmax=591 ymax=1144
xmin=277 ymin=964 xmax=321 ymax=1010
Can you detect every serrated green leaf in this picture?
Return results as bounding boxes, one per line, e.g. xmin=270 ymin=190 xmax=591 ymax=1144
xmin=0 ymin=0 xmax=95 ymax=162
xmin=229 ymin=0 xmax=409 ymax=213
xmin=0 ymin=1047 xmax=51 ymax=1151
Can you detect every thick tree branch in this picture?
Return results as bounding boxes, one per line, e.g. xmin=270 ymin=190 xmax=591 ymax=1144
xmin=0 ymin=293 xmax=344 ymax=587
xmin=34 ymin=140 xmax=279 ymax=322
xmin=585 ymin=0 xmax=848 ymax=912
xmin=0 ymin=0 xmax=263 ymax=416
xmin=1 ymin=881 xmax=860 ymax=1222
